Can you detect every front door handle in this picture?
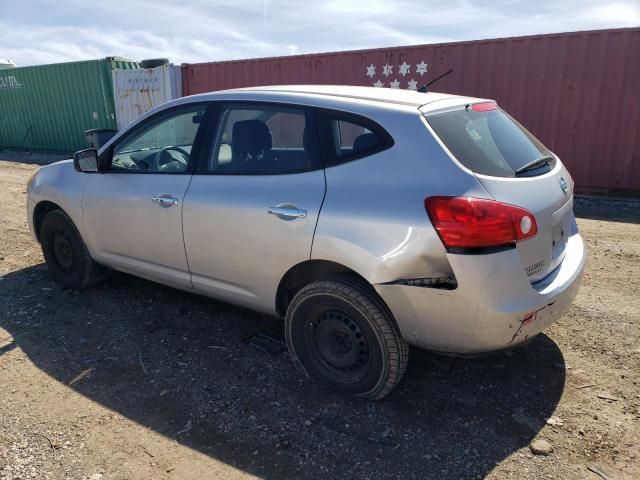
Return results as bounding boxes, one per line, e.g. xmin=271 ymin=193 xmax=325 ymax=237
xmin=268 ymin=205 xmax=307 ymax=219
xmin=152 ymin=194 xmax=179 ymax=207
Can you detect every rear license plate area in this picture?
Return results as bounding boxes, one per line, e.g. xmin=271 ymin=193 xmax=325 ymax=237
xmin=551 ymin=199 xmax=573 ymax=260
xmin=551 ymin=222 xmax=568 ymax=259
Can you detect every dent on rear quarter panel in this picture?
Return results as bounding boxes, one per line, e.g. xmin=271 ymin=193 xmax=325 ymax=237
xmin=373 ymin=249 xmax=526 ymax=352
xmin=31 ymin=160 xmax=90 ymax=243
xmin=311 ymin=109 xmax=492 ymax=285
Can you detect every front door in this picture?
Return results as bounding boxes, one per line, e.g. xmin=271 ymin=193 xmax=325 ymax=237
xmin=82 ymin=103 xmax=209 ymax=290
xmin=182 ymin=102 xmax=326 ymax=312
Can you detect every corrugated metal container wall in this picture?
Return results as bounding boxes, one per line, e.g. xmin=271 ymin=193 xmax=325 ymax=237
xmin=182 ymin=28 xmax=640 ymax=193
xmin=112 ymin=63 xmax=182 ymax=130
xmin=0 ymin=57 xmax=139 ymax=153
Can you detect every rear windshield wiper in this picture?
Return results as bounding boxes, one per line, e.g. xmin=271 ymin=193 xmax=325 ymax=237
xmin=515 ymin=155 xmax=554 ymax=176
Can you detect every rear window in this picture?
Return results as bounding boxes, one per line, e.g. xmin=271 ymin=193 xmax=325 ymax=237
xmin=426 ymin=105 xmax=554 ymax=177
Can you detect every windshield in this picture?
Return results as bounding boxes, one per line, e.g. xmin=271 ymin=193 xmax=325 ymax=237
xmin=426 ymin=106 xmax=554 ymax=177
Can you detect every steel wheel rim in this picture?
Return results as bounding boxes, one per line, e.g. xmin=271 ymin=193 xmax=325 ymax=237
xmin=305 ymin=308 xmax=371 ymax=384
xmin=52 ymin=230 xmax=74 ymax=270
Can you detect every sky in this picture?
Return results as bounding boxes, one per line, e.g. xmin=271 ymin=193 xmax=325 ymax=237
xmin=0 ymin=0 xmax=638 ymax=67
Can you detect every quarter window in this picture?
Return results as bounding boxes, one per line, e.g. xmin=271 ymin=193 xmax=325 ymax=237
xmin=208 ymin=104 xmax=318 ymax=174
xmin=111 ymin=106 xmax=205 ymax=173
xmin=318 ymin=111 xmax=393 ymax=167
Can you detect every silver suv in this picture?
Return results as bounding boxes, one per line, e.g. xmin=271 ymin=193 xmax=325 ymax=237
xmin=27 ymin=85 xmax=586 ymax=399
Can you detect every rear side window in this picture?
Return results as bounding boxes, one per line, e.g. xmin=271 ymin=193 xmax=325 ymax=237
xmin=207 ymin=104 xmax=321 ymax=174
xmin=426 ymin=105 xmax=554 ymax=177
xmin=318 ymin=111 xmax=393 ymax=167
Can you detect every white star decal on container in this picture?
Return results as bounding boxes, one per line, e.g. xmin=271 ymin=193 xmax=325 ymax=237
xmin=407 ymin=79 xmax=418 ymax=91
xmin=399 ymin=61 xmax=411 ymax=76
xmin=382 ymin=64 xmax=393 ymax=77
xmin=373 ymin=79 xmax=384 ymax=88
xmin=390 ymin=79 xmax=400 ymax=89
xmin=416 ymin=61 xmax=428 ymax=76
xmin=366 ymin=64 xmax=376 ymax=78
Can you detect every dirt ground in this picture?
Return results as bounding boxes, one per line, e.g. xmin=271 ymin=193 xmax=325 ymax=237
xmin=0 ymin=159 xmax=638 ymax=480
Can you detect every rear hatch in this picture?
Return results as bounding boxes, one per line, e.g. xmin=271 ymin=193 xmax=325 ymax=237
xmin=424 ymin=101 xmax=574 ymax=282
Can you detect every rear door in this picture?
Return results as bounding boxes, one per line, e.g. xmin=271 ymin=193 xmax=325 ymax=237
xmin=182 ymin=102 xmax=326 ymax=313
xmin=424 ymin=102 xmax=575 ymax=282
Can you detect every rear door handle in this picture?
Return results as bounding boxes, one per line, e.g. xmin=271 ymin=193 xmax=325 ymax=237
xmin=152 ymin=194 xmax=179 ymax=207
xmin=268 ymin=205 xmax=307 ymax=219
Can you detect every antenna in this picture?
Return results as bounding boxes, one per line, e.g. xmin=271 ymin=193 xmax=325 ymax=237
xmin=418 ymin=69 xmax=454 ymax=93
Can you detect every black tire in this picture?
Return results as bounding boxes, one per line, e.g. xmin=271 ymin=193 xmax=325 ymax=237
xmin=285 ymin=277 xmax=409 ymax=400
xmin=39 ymin=210 xmax=105 ymax=289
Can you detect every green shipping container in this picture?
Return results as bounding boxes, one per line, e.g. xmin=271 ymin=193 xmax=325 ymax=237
xmin=0 ymin=57 xmax=139 ymax=153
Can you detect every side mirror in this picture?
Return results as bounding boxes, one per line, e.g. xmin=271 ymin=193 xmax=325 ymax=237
xmin=192 ymin=112 xmax=204 ymax=124
xmin=73 ymin=149 xmax=99 ymax=173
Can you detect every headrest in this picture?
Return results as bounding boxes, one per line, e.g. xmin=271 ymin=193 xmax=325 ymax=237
xmin=352 ymin=133 xmax=378 ymax=153
xmin=232 ymin=120 xmax=272 ymax=155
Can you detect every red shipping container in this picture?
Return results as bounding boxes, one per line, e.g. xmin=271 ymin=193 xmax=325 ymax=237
xmin=182 ymin=28 xmax=640 ymax=193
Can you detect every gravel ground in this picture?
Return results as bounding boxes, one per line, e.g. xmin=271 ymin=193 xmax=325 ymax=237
xmin=1 ymin=160 xmax=638 ymax=480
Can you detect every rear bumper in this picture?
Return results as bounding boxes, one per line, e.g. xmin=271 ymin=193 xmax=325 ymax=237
xmin=375 ymin=232 xmax=586 ymax=354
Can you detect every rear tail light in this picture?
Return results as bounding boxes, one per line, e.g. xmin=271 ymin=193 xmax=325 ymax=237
xmin=425 ymin=196 xmax=537 ymax=249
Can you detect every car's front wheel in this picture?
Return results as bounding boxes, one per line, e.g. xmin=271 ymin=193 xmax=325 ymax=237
xmin=40 ymin=209 xmax=105 ymax=289
xmin=285 ymin=277 xmax=408 ymax=400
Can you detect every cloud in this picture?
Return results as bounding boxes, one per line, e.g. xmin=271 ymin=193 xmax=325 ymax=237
xmin=0 ymin=0 xmax=637 ymax=66
xmin=581 ymin=2 xmax=640 ymax=26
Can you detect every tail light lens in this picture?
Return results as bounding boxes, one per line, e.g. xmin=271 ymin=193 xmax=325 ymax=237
xmin=425 ymin=196 xmax=537 ymax=249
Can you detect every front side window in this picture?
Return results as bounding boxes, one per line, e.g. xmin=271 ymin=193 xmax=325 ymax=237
xmin=111 ymin=106 xmax=205 ymax=173
xmin=208 ymin=104 xmax=318 ymax=174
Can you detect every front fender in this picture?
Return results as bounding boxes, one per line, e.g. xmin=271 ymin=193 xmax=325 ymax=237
xmin=27 ymin=160 xmax=90 ymax=245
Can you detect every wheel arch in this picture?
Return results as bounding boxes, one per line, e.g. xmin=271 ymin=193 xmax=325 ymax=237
xmin=276 ymin=259 xmax=373 ymax=316
xmin=33 ymin=200 xmax=66 ymax=242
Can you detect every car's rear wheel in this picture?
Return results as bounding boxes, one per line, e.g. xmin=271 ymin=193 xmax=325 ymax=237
xmin=285 ymin=277 xmax=408 ymax=400
xmin=40 ymin=210 xmax=105 ymax=289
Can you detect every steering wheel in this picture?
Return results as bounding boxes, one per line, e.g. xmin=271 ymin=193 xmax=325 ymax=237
xmin=154 ymin=146 xmax=190 ymax=172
